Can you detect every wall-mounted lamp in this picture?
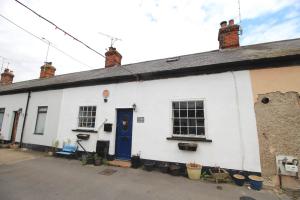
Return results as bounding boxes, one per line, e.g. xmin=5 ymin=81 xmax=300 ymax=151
xmin=132 ymin=103 xmax=137 ymax=111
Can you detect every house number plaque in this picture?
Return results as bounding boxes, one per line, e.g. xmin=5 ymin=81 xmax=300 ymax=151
xmin=137 ymin=117 xmax=144 ymax=123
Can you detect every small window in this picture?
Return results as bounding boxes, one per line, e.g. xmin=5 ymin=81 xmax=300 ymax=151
xmin=34 ymin=106 xmax=48 ymax=135
xmin=172 ymin=100 xmax=205 ymax=137
xmin=0 ymin=108 xmax=5 ymax=131
xmin=78 ymin=106 xmax=96 ymax=128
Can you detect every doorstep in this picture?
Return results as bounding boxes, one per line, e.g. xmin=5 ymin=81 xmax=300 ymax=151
xmin=108 ymin=160 xmax=131 ymax=168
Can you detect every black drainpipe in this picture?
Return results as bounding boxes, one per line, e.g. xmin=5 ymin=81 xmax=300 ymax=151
xmin=19 ymin=91 xmax=31 ymax=148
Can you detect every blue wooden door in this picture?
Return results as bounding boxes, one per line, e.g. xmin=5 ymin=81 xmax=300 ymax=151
xmin=115 ymin=109 xmax=133 ymax=160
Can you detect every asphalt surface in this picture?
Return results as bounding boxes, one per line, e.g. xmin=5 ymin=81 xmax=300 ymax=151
xmin=0 ymin=149 xmax=289 ymax=200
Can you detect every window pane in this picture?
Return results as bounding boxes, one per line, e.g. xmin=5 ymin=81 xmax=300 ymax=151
xmin=196 ymin=101 xmax=203 ymax=109
xmin=180 ymin=119 xmax=188 ymax=126
xmin=197 ymin=127 xmax=205 ymax=135
xmin=188 ymin=110 xmax=195 ymax=117
xmin=38 ymin=107 xmax=47 ymax=112
xmin=172 ymin=102 xmax=179 ymax=109
xmin=35 ymin=113 xmax=46 ymax=134
xmin=181 ymin=127 xmax=188 ymax=135
xmin=173 ymin=127 xmax=180 ymax=135
xmin=180 ymin=102 xmax=187 ymax=109
xmin=173 ymin=119 xmax=180 ymax=126
xmin=196 ymin=110 xmax=204 ymax=118
xmin=188 ymin=101 xmax=195 ymax=109
xmin=0 ymin=112 xmax=4 ymax=130
xmin=180 ymin=110 xmax=187 ymax=117
xmin=189 ymin=127 xmax=196 ymax=135
xmin=173 ymin=110 xmax=179 ymax=118
xmin=197 ymin=119 xmax=204 ymax=126
xmin=188 ymin=119 xmax=196 ymax=126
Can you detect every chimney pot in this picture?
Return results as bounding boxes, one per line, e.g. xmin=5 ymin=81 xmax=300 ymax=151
xmin=105 ymin=47 xmax=122 ymax=68
xmin=220 ymin=21 xmax=227 ymax=28
xmin=0 ymin=68 xmax=14 ymax=85
xmin=40 ymin=62 xmax=56 ymax=79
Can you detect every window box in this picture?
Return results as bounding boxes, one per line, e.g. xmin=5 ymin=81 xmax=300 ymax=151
xmin=178 ymin=142 xmax=197 ymax=151
xmin=76 ymin=133 xmax=90 ymax=140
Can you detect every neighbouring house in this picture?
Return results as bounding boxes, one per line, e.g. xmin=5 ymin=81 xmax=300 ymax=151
xmin=0 ymin=20 xmax=299 ymax=181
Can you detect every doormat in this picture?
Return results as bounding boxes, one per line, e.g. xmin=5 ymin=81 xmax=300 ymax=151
xmin=99 ymin=168 xmax=117 ymax=176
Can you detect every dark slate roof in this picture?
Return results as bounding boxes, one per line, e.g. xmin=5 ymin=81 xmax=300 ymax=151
xmin=1 ymin=38 xmax=300 ymax=94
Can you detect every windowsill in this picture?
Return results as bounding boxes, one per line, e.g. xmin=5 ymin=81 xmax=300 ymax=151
xmin=33 ymin=132 xmax=44 ymax=135
xmin=166 ymin=136 xmax=212 ymax=142
xmin=72 ymin=129 xmax=98 ymax=133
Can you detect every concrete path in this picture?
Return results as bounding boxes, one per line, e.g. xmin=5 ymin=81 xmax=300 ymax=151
xmin=0 ymin=149 xmax=291 ymax=200
xmin=0 ymin=148 xmax=41 ymax=165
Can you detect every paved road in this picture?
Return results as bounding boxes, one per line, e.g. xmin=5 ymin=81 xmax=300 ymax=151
xmin=0 ymin=149 xmax=289 ymax=200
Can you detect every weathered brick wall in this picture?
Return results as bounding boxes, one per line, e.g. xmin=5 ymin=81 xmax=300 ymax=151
xmin=255 ymin=91 xmax=300 ymax=177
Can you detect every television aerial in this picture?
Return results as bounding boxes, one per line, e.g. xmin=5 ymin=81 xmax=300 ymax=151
xmin=98 ymin=32 xmax=122 ymax=47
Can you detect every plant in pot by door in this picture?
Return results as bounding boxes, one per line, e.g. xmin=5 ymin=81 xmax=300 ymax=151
xmin=94 ymin=154 xmax=102 ymax=166
xmin=131 ymin=153 xmax=141 ymax=169
xmin=186 ymin=162 xmax=202 ymax=180
xmin=81 ymin=154 xmax=94 ymax=165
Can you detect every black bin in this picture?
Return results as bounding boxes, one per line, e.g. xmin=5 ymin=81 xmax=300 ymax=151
xmin=96 ymin=140 xmax=109 ymax=158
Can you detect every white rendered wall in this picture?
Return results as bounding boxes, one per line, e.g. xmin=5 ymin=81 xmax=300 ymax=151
xmin=21 ymin=90 xmax=63 ymax=146
xmin=57 ymin=70 xmax=261 ymax=172
xmin=0 ymin=93 xmax=28 ymax=141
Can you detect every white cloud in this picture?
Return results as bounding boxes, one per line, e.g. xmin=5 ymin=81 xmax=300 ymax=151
xmin=0 ymin=0 xmax=299 ymax=82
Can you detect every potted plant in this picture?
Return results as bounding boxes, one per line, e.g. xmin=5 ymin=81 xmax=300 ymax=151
xmin=169 ymin=163 xmax=181 ymax=176
xmin=186 ymin=162 xmax=202 ymax=180
xmin=131 ymin=154 xmax=141 ymax=169
xmin=81 ymin=154 xmax=94 ymax=165
xmin=209 ymin=166 xmax=230 ymax=183
xmin=248 ymin=175 xmax=264 ymax=190
xmin=48 ymin=140 xmax=59 ymax=156
xmin=158 ymin=162 xmax=169 ymax=173
xmin=232 ymin=174 xmax=246 ymax=186
xmin=143 ymin=160 xmax=155 ymax=171
xmin=94 ymin=154 xmax=102 ymax=166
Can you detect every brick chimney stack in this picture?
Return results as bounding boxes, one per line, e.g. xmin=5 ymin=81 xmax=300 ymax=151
xmin=218 ymin=19 xmax=240 ymax=49
xmin=0 ymin=68 xmax=14 ymax=85
xmin=40 ymin=62 xmax=56 ymax=78
xmin=105 ymin=47 xmax=122 ymax=68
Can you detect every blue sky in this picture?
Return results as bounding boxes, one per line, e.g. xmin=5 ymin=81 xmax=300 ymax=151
xmin=242 ymin=4 xmax=300 ymax=45
xmin=0 ymin=0 xmax=299 ymax=82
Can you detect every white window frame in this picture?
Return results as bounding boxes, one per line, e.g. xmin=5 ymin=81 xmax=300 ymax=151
xmin=77 ymin=106 xmax=97 ymax=129
xmin=171 ymin=99 xmax=206 ymax=138
xmin=0 ymin=108 xmax=5 ymax=131
xmin=34 ymin=106 xmax=48 ymax=135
